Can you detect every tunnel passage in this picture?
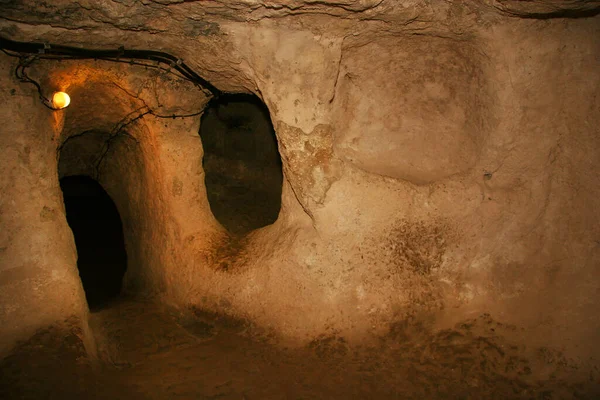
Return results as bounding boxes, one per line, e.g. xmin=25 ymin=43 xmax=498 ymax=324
xmin=60 ymin=175 xmax=127 ymax=311
xmin=199 ymin=94 xmax=283 ymax=235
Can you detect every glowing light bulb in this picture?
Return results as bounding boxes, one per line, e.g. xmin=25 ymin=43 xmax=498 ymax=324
xmin=52 ymin=92 xmax=70 ymax=109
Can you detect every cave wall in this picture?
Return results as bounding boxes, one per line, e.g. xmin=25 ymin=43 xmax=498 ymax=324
xmin=50 ymin=60 xmax=226 ymax=304
xmin=0 ymin=56 xmax=89 ymax=355
xmin=0 ymin=1 xmax=599 ymax=363
xmin=0 ymin=56 xmax=221 ymax=354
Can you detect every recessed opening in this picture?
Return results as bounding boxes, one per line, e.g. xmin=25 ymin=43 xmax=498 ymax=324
xmin=199 ymin=94 xmax=283 ymax=235
xmin=60 ymin=175 xmax=127 ymax=311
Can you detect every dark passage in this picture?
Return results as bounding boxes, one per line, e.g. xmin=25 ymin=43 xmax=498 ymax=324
xmin=60 ymin=176 xmax=127 ymax=311
xmin=199 ymin=94 xmax=283 ymax=235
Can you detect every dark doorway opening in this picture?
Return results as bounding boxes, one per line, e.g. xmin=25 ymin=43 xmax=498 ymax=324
xmin=60 ymin=175 xmax=127 ymax=311
xmin=199 ymin=94 xmax=283 ymax=235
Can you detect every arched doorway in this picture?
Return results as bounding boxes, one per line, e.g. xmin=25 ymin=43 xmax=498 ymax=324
xmin=60 ymin=175 xmax=127 ymax=310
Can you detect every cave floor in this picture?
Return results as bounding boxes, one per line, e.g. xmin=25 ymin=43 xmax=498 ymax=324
xmin=1 ymin=297 xmax=596 ymax=400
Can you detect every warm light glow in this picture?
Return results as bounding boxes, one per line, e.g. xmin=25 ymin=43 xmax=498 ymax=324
xmin=52 ymin=91 xmax=70 ymax=109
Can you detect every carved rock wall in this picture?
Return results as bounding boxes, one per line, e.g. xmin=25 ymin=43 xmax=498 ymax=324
xmin=0 ymin=1 xmax=598 ymax=365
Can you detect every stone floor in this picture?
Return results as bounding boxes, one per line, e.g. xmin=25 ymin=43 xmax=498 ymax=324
xmin=1 ymin=297 xmax=598 ymax=399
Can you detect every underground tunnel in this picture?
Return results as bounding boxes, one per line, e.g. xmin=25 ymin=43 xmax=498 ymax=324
xmin=60 ymin=175 xmax=127 ymax=311
xmin=1 ymin=2 xmax=600 ymax=399
xmin=199 ymin=94 xmax=282 ymax=235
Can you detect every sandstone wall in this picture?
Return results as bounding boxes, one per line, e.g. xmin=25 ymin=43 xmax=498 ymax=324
xmin=0 ymin=55 xmax=89 ymax=355
xmin=0 ymin=1 xmax=598 ymax=364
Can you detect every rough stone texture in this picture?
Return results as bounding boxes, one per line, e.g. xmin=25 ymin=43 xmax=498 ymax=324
xmin=332 ymin=34 xmax=491 ymax=184
xmin=0 ymin=57 xmax=92 ymax=355
xmin=0 ymin=2 xmax=599 ymax=392
xmin=489 ymin=0 xmax=600 ymax=18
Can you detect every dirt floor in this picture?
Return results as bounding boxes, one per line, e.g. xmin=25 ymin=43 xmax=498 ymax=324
xmin=1 ymin=296 xmax=598 ymax=400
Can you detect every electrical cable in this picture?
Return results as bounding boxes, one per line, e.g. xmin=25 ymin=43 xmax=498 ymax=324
xmin=1 ymin=36 xmax=221 ymax=117
xmin=1 ymin=37 xmax=220 ymax=178
xmin=6 ymin=51 xmax=58 ymax=110
xmin=0 ymin=35 xmax=221 ymax=97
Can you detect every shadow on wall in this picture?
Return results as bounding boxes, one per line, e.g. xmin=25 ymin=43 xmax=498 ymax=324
xmin=60 ymin=176 xmax=127 ymax=311
xmin=199 ymin=94 xmax=283 ymax=235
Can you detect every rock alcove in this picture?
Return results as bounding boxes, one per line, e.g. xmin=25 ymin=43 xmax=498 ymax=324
xmin=0 ymin=1 xmax=599 ymax=398
xmin=199 ymin=94 xmax=282 ymax=235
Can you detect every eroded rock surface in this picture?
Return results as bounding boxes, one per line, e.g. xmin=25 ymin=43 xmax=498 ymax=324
xmin=0 ymin=1 xmax=599 ymax=398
